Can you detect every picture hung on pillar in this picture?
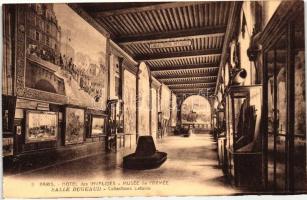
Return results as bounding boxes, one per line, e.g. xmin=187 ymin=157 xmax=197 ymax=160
xmin=25 ymin=110 xmax=58 ymax=143
xmin=65 ymin=107 xmax=85 ymax=145
xmin=123 ymin=71 xmax=136 ymax=136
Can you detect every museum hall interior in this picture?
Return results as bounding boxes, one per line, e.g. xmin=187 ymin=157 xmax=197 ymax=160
xmin=2 ymin=1 xmax=307 ymax=197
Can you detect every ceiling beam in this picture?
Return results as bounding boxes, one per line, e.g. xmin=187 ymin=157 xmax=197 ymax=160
xmin=158 ymin=76 xmax=217 ymax=82
xmin=174 ymin=91 xmax=215 ymax=95
xmin=162 ymin=80 xmax=217 ymax=85
xmin=168 ymin=83 xmax=216 ymax=89
xmin=172 ymin=88 xmax=215 ymax=91
xmin=117 ymin=26 xmax=226 ymax=45
xmin=150 ymin=62 xmax=219 ymax=72
xmin=173 ymin=92 xmax=215 ymax=96
xmin=93 ymin=2 xmax=210 ymax=17
xmin=136 ymin=49 xmax=222 ymax=61
xmin=153 ymin=70 xmax=218 ymax=79
xmin=173 ymin=90 xmax=215 ymax=95
xmin=174 ymin=90 xmax=215 ymax=93
xmin=151 ymin=67 xmax=219 ymax=75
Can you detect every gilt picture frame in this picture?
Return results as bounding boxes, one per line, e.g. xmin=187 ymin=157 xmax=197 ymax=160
xmin=25 ymin=110 xmax=58 ymax=143
xmin=64 ymin=106 xmax=85 ymax=145
xmin=90 ymin=114 xmax=107 ymax=137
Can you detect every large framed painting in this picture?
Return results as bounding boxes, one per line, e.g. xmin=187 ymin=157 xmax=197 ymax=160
xmin=25 ymin=110 xmax=58 ymax=143
xmin=16 ymin=4 xmax=108 ymax=109
xmin=90 ymin=115 xmax=107 ymax=136
xmin=65 ymin=107 xmax=85 ymax=145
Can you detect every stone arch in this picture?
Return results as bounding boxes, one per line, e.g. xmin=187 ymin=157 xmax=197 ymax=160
xmin=181 ymin=95 xmax=211 ymax=128
xmin=34 ymin=79 xmax=57 ymax=93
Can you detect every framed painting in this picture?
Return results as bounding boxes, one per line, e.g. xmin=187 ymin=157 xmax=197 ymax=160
xmin=16 ymin=4 xmax=108 ymax=108
xmin=25 ymin=110 xmax=58 ymax=143
xmin=3 ymin=137 xmax=14 ymax=157
xmin=65 ymin=107 xmax=85 ymax=145
xmin=90 ymin=115 xmax=107 ymax=136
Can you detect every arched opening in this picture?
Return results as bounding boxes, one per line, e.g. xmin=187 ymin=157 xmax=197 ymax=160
xmin=181 ymin=95 xmax=211 ymax=130
xmin=34 ymin=79 xmax=57 ymax=93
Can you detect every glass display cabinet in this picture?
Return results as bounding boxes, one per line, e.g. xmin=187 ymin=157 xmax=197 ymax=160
xmin=217 ymin=107 xmax=225 ymax=133
xmin=225 ymin=85 xmax=262 ymax=188
xmin=216 ymin=107 xmax=227 ymax=169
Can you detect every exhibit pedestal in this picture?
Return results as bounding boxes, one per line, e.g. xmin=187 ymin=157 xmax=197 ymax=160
xmin=226 ymin=148 xmax=262 ymax=188
xmin=217 ymin=135 xmax=226 ymax=167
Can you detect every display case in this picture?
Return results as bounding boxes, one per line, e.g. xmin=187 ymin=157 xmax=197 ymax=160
xmin=216 ymin=107 xmax=227 ymax=169
xmin=224 ymin=85 xmax=263 ymax=188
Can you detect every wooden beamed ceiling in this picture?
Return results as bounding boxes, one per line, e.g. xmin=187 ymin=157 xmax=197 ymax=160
xmin=78 ymin=1 xmax=236 ymax=96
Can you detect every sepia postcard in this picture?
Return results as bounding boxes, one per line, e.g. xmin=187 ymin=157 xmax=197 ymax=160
xmin=2 ymin=0 xmax=307 ymax=198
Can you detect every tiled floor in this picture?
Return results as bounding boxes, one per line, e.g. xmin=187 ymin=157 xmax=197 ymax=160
xmin=4 ymin=132 xmax=241 ymax=197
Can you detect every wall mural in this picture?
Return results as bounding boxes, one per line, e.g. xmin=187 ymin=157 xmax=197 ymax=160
xmin=124 ymin=70 xmax=136 ymax=137
xmin=138 ymin=62 xmax=150 ymax=135
xmin=65 ymin=107 xmax=85 ymax=145
xmin=181 ymin=95 xmax=211 ymax=125
xmin=23 ymin=4 xmax=107 ymax=109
